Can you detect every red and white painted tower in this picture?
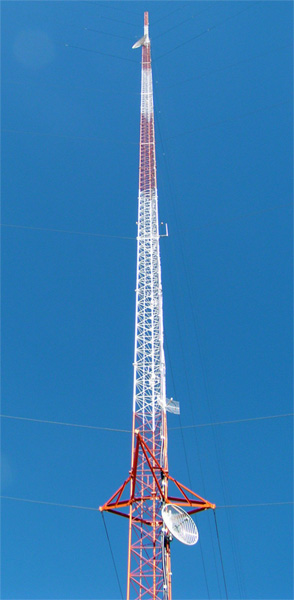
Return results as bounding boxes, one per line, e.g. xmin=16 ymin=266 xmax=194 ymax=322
xmin=100 ymin=13 xmax=215 ymax=600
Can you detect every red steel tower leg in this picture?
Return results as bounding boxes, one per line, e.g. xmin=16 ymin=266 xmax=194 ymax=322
xmin=100 ymin=13 xmax=215 ymax=600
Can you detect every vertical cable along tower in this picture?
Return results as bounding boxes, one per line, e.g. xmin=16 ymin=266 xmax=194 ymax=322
xmin=100 ymin=13 xmax=215 ymax=600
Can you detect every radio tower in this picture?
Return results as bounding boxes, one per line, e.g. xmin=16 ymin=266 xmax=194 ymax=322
xmin=100 ymin=13 xmax=215 ymax=600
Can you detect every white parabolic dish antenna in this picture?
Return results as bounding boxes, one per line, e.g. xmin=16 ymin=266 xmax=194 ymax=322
xmin=162 ymin=504 xmax=199 ymax=546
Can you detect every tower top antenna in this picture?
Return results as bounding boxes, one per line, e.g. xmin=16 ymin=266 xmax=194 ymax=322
xmin=132 ymin=11 xmax=150 ymax=48
xmin=144 ymin=11 xmax=149 ymax=30
xmin=143 ymin=11 xmax=149 ymax=40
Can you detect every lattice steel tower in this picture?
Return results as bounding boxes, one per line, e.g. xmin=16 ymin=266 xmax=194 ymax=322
xmin=100 ymin=13 xmax=215 ymax=600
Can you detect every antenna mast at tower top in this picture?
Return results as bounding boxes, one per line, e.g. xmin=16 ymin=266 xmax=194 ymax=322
xmin=100 ymin=13 xmax=215 ymax=600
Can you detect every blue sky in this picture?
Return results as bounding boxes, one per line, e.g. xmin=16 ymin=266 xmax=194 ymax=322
xmin=1 ymin=1 xmax=293 ymax=599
